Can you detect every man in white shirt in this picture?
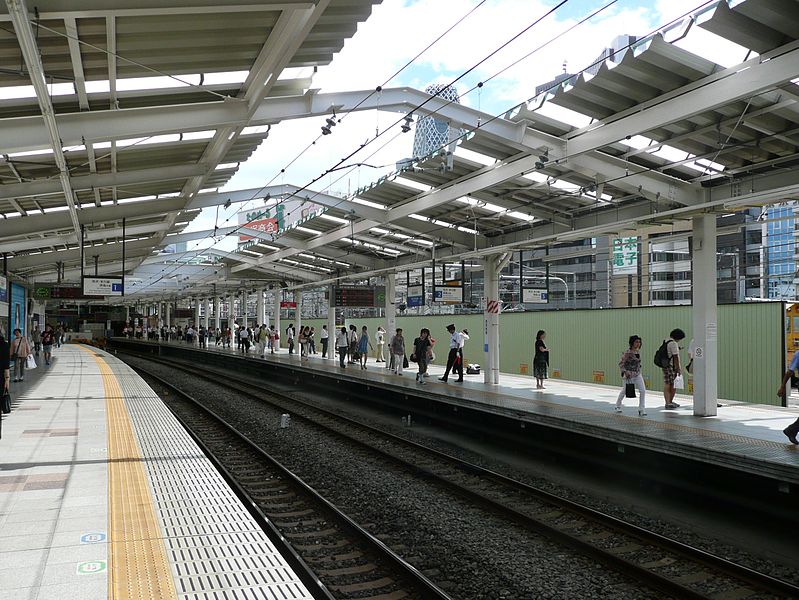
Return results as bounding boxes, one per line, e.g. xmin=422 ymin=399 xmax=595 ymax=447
xmin=439 ymin=324 xmax=463 ymax=383
xmin=320 ymin=325 xmax=330 ymax=358
xmin=375 ymin=326 xmax=386 ymax=363
xmin=286 ymin=324 xmax=295 ymax=354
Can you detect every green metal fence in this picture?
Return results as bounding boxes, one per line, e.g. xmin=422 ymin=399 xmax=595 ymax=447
xmin=344 ymin=303 xmax=784 ymax=405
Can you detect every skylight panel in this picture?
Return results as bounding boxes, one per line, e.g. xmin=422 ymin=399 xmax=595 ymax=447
xmin=454 ymin=147 xmax=497 ymax=166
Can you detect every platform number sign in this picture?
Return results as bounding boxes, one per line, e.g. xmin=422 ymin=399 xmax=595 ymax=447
xmin=612 ymin=237 xmax=639 ymax=275
xmin=77 ymin=560 xmax=107 ymax=575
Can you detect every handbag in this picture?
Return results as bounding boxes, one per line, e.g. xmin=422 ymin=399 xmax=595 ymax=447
xmin=409 ymin=353 xmax=417 ymax=363
xmin=625 ymin=382 xmax=636 ymax=398
xmin=26 ymin=354 xmax=37 ymax=370
xmin=403 ymin=355 xmax=409 ymax=369
xmin=2 ymin=390 xmax=11 ymax=414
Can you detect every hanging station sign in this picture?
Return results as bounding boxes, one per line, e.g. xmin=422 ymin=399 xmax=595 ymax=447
xmin=433 ymin=286 xmax=463 ymax=303
xmin=522 ymin=288 xmax=549 ymax=304
xmin=238 ymin=198 xmax=326 ymax=243
xmin=82 ymin=276 xmax=124 ymax=296
xmin=612 ymin=237 xmax=639 ymax=275
xmin=407 ymin=284 xmax=424 ymax=307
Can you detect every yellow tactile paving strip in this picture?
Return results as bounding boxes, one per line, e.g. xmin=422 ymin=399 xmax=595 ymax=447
xmin=81 ymin=346 xmax=177 ymax=600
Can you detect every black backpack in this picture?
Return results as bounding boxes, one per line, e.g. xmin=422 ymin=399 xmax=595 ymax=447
xmin=653 ymin=339 xmax=671 ymax=369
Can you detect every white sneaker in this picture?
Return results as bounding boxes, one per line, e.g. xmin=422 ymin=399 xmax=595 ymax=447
xmin=614 ymin=407 xmax=622 ymax=413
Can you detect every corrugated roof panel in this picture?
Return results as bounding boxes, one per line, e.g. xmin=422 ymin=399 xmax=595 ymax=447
xmin=699 ymin=0 xmax=799 ymax=54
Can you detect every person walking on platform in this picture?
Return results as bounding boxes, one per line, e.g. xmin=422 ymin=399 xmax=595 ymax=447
xmin=777 ymin=351 xmax=799 ymax=444
xmin=375 ymin=326 xmax=386 ymax=363
xmin=348 ymin=325 xmax=358 ymax=364
xmin=659 ymin=328 xmax=685 ymax=409
xmin=615 ymin=335 xmax=646 ymax=416
xmin=320 ymin=325 xmax=329 ymax=358
xmin=413 ymin=328 xmax=434 ymax=384
xmin=299 ymin=326 xmax=310 ymax=358
xmin=41 ymin=325 xmax=54 ymax=366
xmin=459 ymin=328 xmax=470 ymax=369
xmin=309 ymin=327 xmax=317 ymax=354
xmin=336 ymin=327 xmax=349 ymax=368
xmin=32 ymin=326 xmax=41 ymax=357
xmin=55 ymin=325 xmax=63 ymax=348
xmin=439 ymin=324 xmax=463 ymax=383
xmin=9 ymin=329 xmax=31 ymax=382
xmin=198 ymin=326 xmax=207 ymax=349
xmin=533 ymin=330 xmax=549 ymax=389
xmin=1 ymin=332 xmax=9 ymax=408
xmin=389 ymin=328 xmax=406 ymax=375
xmin=258 ymin=325 xmax=268 ymax=357
xmin=240 ymin=326 xmax=251 ymax=353
xmin=286 ymin=323 xmax=295 ymax=354
xmin=358 ymin=326 xmax=374 ymax=370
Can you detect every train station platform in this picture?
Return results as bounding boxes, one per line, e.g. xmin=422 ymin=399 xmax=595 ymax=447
xmin=115 ymin=338 xmax=799 ymax=487
xmin=0 ymin=344 xmax=313 ymax=600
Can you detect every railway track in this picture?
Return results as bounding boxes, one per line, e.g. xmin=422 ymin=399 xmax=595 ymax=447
xmin=132 ymin=362 xmax=451 ymax=600
xmin=125 ymin=350 xmax=799 ymax=599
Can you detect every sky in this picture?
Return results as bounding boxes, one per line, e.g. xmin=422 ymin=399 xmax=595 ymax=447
xmin=182 ymin=0 xmax=750 ymax=253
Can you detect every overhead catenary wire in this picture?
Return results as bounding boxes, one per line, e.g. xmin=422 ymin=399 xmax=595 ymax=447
xmin=109 ymin=0 xmax=752 ymax=298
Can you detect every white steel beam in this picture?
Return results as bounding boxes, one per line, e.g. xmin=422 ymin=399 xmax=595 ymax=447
xmin=6 ymin=0 xmax=82 ymax=241
xmin=0 ymin=1 xmax=314 ymax=19
xmin=0 ymin=164 xmax=206 ymax=201
xmin=0 ymin=221 xmax=172 ymax=252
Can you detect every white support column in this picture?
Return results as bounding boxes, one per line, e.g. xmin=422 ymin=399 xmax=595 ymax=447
xmin=483 ymin=255 xmax=501 ymax=385
xmin=228 ymin=296 xmax=236 ymax=329
xmin=242 ymin=293 xmax=248 ymax=330
xmin=165 ymin=302 xmax=171 ymax=327
xmin=295 ymin=291 xmax=303 ymax=345
xmin=691 ymin=214 xmax=718 ymax=416
xmin=273 ymin=291 xmax=281 ymax=351
xmin=213 ymin=296 xmax=220 ymax=331
xmin=385 ymin=274 xmax=396 ymax=339
xmin=203 ymin=298 xmax=210 ymax=330
xmin=125 ymin=305 xmax=130 ymax=321
xmin=327 ymin=284 xmax=337 ymax=361
xmin=256 ymin=291 xmax=265 ymax=327
xmin=194 ymin=298 xmax=200 ymax=331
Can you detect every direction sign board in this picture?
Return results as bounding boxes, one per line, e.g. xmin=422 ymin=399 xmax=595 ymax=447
xmin=82 ymin=276 xmax=123 ymax=296
xmin=433 ymin=286 xmax=463 ymax=303
xmin=522 ymin=288 xmax=548 ymax=304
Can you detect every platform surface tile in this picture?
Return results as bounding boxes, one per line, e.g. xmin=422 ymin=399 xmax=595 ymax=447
xmin=0 ymin=344 xmax=314 ymax=600
xmin=136 ymin=338 xmax=799 ymax=480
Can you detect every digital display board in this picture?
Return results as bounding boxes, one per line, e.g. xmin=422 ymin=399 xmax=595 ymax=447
xmin=334 ymin=286 xmax=376 ymax=307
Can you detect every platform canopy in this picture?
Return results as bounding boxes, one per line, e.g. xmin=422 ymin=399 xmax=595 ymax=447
xmin=3 ymin=0 xmax=799 ymax=300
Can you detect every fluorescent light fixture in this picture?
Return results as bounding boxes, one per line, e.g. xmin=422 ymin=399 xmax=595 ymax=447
xmin=409 ymin=213 xmax=428 ymax=221
xmin=370 ymin=227 xmax=390 ymax=234
xmin=295 ymin=226 xmax=321 ymax=235
xmin=394 ymin=177 xmax=432 ymax=192
xmin=507 ymin=211 xmax=535 ymax=222
xmin=318 ymin=214 xmax=349 ymax=224
xmin=454 ymin=147 xmax=496 ymax=166
xmin=353 ymin=197 xmax=386 ymax=209
xmin=215 ymin=163 xmax=238 ymax=170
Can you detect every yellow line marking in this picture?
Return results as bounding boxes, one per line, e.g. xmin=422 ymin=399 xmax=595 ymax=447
xmin=79 ymin=346 xmax=177 ymax=600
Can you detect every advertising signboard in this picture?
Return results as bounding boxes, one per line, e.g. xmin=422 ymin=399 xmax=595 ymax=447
xmin=522 ymin=288 xmax=549 ymax=304
xmin=433 ymin=286 xmax=463 ymax=303
xmin=82 ymin=276 xmax=124 ymax=296
xmin=407 ymin=284 xmax=424 ymax=307
xmin=11 ymin=283 xmax=25 ymax=336
xmin=238 ymin=198 xmax=326 ymax=243
xmin=612 ymin=237 xmax=639 ymax=275
xmin=0 ymin=274 xmax=6 ymax=303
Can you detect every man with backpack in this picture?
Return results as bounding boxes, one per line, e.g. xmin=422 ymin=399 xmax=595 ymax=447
xmin=654 ymin=328 xmax=685 ymax=410
xmin=776 ymin=351 xmax=799 ymax=444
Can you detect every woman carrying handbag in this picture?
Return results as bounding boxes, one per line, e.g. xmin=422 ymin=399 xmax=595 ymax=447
xmin=10 ymin=328 xmax=31 ymax=382
xmin=615 ymin=335 xmax=647 ymax=416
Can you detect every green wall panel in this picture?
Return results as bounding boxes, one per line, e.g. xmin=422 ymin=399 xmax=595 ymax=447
xmin=345 ymin=303 xmax=784 ymax=405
